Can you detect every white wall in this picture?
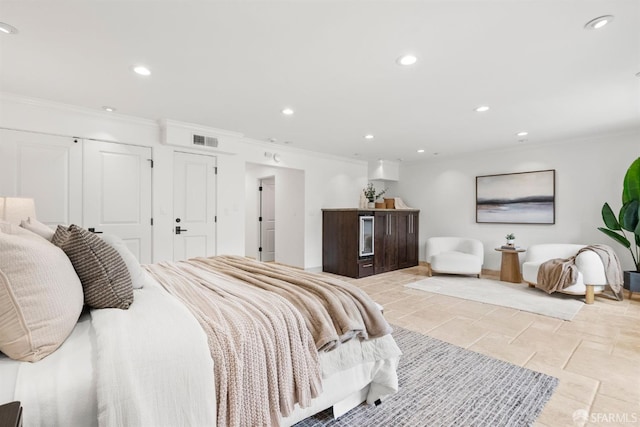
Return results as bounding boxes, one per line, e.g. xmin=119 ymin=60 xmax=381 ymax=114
xmin=395 ymin=132 xmax=640 ymax=271
xmin=0 ymin=94 xmax=367 ymax=269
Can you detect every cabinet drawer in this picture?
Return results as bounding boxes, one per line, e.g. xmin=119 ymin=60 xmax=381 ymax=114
xmin=358 ymin=260 xmax=375 ymax=278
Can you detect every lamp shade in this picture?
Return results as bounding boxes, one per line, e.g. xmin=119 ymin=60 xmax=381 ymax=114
xmin=0 ymin=197 xmax=36 ymax=225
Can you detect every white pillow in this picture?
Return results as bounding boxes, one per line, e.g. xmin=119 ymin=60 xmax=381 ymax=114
xmin=20 ymin=217 xmax=55 ymax=241
xmin=100 ymin=233 xmax=145 ymax=289
xmin=0 ymin=222 xmax=84 ymax=362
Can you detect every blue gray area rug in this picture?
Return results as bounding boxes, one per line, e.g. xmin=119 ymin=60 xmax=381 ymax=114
xmin=296 ymin=326 xmax=558 ymax=426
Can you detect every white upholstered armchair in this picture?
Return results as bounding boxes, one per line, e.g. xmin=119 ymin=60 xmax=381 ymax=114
xmin=425 ymin=237 xmax=484 ymax=278
xmin=522 ymin=244 xmax=607 ymax=304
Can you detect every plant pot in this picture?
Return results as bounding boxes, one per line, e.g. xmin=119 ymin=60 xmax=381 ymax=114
xmin=623 ymin=271 xmax=640 ymax=293
xmin=367 ymin=202 xmax=375 ymax=209
xmin=506 ymin=240 xmax=514 ymax=247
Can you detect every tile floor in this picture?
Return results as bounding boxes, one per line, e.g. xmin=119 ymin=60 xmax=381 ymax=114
xmin=338 ymin=265 xmax=640 ymax=427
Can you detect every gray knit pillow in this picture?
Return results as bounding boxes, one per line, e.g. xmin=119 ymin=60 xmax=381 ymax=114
xmin=52 ymin=225 xmax=133 ymax=309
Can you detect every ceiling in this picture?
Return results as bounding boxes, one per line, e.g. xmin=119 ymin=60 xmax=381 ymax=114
xmin=1 ymin=0 xmax=638 ymax=161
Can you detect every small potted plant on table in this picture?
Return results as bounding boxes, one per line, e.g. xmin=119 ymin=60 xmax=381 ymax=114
xmin=505 ymin=233 xmax=516 ymax=247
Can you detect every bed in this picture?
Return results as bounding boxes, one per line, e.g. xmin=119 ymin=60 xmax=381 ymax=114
xmin=0 ymin=218 xmax=401 ymax=426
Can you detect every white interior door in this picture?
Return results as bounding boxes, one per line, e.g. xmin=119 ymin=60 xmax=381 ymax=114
xmin=0 ymin=129 xmax=82 ymax=225
xmin=173 ymin=151 xmax=217 ymax=261
xmin=83 ymin=140 xmax=153 ymax=263
xmin=259 ymin=177 xmax=275 ymax=262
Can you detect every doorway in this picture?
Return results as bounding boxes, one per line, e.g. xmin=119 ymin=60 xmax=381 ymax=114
xmin=244 ymin=163 xmax=304 ymax=268
xmin=173 ymin=151 xmax=217 ymax=261
xmin=259 ymin=176 xmax=275 ymax=262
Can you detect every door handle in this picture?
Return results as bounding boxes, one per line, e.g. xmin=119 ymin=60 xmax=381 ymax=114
xmin=175 ymin=226 xmax=188 ymax=235
xmin=87 ymin=227 xmax=103 ymax=234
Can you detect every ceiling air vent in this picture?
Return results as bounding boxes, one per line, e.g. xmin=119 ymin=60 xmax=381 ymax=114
xmin=192 ymin=134 xmax=219 ymax=148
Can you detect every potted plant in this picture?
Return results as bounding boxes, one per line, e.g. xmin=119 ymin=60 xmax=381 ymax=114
xmin=505 ymin=233 xmax=516 ymax=246
xmin=363 ymin=183 xmax=386 ymax=208
xmin=598 ymin=157 xmax=640 ymax=292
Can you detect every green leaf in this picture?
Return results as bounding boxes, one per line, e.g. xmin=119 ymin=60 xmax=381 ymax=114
xmin=598 ymin=227 xmax=631 ymax=248
xmin=602 ymin=203 xmax=621 ymax=230
xmin=636 ymin=209 xmax=640 ymax=245
xmin=620 ymin=200 xmax=639 ymax=232
xmin=622 ymin=157 xmax=640 ymax=204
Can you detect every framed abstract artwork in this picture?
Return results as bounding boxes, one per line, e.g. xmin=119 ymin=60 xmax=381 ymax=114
xmin=476 ymin=169 xmax=555 ymax=224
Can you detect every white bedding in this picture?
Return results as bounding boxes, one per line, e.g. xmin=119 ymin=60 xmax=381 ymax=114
xmin=13 ymin=312 xmax=97 ymax=426
xmin=4 ymin=272 xmax=400 ymax=426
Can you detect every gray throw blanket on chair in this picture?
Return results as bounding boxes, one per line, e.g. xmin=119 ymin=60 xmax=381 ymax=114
xmin=537 ymin=244 xmax=624 ymax=300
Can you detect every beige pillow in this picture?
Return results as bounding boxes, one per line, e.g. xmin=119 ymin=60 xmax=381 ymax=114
xmin=20 ymin=217 xmax=55 ymax=241
xmin=52 ymin=225 xmax=133 ymax=309
xmin=0 ymin=222 xmax=84 ymax=362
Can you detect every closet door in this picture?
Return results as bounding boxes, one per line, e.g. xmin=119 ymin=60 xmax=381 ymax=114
xmin=83 ymin=140 xmax=153 ymax=263
xmin=0 ymin=129 xmax=82 ymax=225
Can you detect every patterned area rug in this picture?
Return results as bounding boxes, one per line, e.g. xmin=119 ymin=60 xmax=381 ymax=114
xmin=296 ymin=326 xmax=558 ymax=427
xmin=405 ymin=276 xmax=584 ymax=320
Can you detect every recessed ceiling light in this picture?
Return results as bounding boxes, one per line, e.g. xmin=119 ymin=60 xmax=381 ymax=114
xmin=102 ymin=106 xmax=116 ymax=112
xmin=396 ymin=55 xmax=418 ymax=66
xmin=584 ymin=15 xmax=614 ymax=30
xmin=133 ymin=65 xmax=151 ymax=76
xmin=364 ymin=134 xmax=374 ymax=140
xmin=475 ymin=105 xmax=490 ymax=112
xmin=417 ymin=149 xmax=425 ymax=153
xmin=0 ymin=22 xmax=18 ymax=34
xmin=281 ymin=108 xmax=294 ymax=115
xmin=516 ymin=131 xmax=528 ymax=137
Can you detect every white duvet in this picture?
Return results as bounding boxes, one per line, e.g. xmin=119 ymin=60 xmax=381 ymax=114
xmin=8 ymin=273 xmax=400 ymax=426
xmin=14 ymin=275 xmax=216 ymax=427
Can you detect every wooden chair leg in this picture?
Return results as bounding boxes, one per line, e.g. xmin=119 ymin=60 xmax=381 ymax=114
xmin=585 ymin=285 xmax=595 ymax=304
xmin=527 ymin=282 xmax=535 ymax=288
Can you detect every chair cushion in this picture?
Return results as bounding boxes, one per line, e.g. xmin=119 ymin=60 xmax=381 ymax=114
xmin=431 ymin=251 xmax=482 ymax=275
xmin=522 ymin=260 xmax=605 ymax=295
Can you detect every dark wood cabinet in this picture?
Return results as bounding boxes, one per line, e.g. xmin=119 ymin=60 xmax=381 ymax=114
xmin=322 ymin=209 xmax=360 ymax=278
xmin=397 ymin=210 xmax=419 ymax=269
xmin=374 ymin=211 xmax=399 ymax=274
xmin=323 ymin=208 xmax=419 ymax=278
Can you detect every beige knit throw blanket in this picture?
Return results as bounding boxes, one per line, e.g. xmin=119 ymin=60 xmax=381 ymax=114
xmin=197 ymin=255 xmax=393 ymax=350
xmin=144 ymin=259 xmax=321 ymax=426
xmin=144 ymin=255 xmax=393 ymax=426
xmin=536 ymin=244 xmax=624 ymax=300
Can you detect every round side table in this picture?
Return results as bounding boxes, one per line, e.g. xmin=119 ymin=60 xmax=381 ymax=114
xmin=494 ymin=248 xmax=526 ymax=283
